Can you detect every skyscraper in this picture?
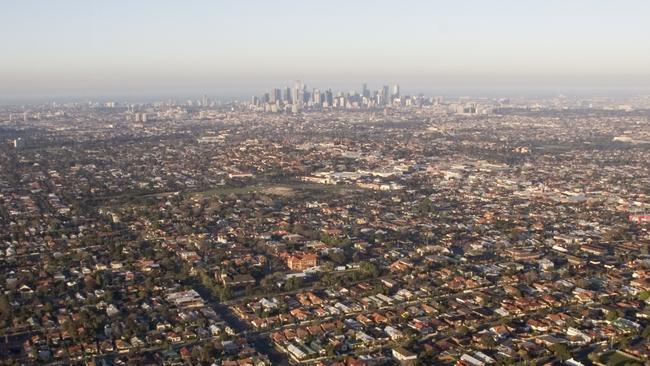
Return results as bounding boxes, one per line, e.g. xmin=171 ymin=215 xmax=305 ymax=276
xmin=324 ymin=89 xmax=333 ymax=107
xmin=270 ymin=88 xmax=281 ymax=104
xmin=283 ymin=87 xmax=292 ymax=104
xmin=312 ymin=89 xmax=321 ymax=106
xmin=381 ymin=85 xmax=390 ymax=105
xmin=293 ymin=80 xmax=304 ymax=105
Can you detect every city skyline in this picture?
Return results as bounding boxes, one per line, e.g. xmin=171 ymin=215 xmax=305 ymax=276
xmin=2 ymin=0 xmax=650 ymax=102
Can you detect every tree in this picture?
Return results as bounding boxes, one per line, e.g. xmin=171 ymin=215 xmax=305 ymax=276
xmin=260 ymin=276 xmax=275 ymax=291
xmin=641 ymin=245 xmax=649 ymax=256
xmin=329 ymin=251 xmax=346 ymax=265
xmin=359 ymin=261 xmax=379 ymax=278
xmin=480 ymin=334 xmax=497 ymax=348
xmin=285 ymin=277 xmax=303 ymax=292
xmin=218 ymin=286 xmax=232 ymax=302
xmin=0 ymin=295 xmax=11 ymax=319
xmin=518 ymin=349 xmax=529 ymax=362
xmin=200 ymin=342 xmax=215 ymax=362
xmin=325 ymin=343 xmax=336 ymax=357
xmin=245 ymin=285 xmax=254 ymax=297
xmin=84 ymin=275 xmax=97 ymax=291
xmin=456 ymin=325 xmax=470 ymax=337
xmin=191 ymin=347 xmax=202 ymax=363
xmin=104 ymin=290 xmax=115 ymax=303
xmin=62 ymin=320 xmax=79 ymax=341
xmin=553 ymin=343 xmax=570 ymax=361
xmin=618 ymin=336 xmax=630 ymax=349
xmin=642 ymin=324 xmax=650 ymax=340
xmin=605 ymin=309 xmax=621 ymax=322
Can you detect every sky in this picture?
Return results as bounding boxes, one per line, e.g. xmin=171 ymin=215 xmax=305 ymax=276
xmin=1 ymin=0 xmax=650 ymax=102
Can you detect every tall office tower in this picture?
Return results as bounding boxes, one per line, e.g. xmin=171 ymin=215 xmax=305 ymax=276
xmin=392 ymin=84 xmax=400 ymax=99
xmin=344 ymin=93 xmax=351 ymax=108
xmin=300 ymin=83 xmax=308 ymax=104
xmin=202 ymin=94 xmax=208 ymax=107
xmin=272 ymin=89 xmax=282 ymax=104
xmin=269 ymin=89 xmax=276 ymax=104
xmin=324 ymin=89 xmax=333 ymax=107
xmin=293 ymin=80 xmax=304 ymax=105
xmin=251 ymin=96 xmax=259 ymax=106
xmin=283 ymin=87 xmax=292 ymax=104
xmin=362 ymin=83 xmax=369 ymax=98
xmin=382 ymin=85 xmax=390 ymax=105
xmin=313 ymin=89 xmax=321 ymax=105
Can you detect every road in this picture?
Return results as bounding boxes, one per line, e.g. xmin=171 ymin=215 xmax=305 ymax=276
xmin=191 ymin=280 xmax=292 ymax=366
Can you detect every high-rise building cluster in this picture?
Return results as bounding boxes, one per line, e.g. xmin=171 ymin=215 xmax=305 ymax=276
xmin=250 ymin=81 xmax=421 ymax=112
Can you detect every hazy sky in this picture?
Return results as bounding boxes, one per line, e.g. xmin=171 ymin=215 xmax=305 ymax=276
xmin=2 ymin=0 xmax=650 ymax=101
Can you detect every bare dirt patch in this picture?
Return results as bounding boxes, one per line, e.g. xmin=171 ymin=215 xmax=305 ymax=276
xmin=262 ymin=186 xmax=295 ymax=196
